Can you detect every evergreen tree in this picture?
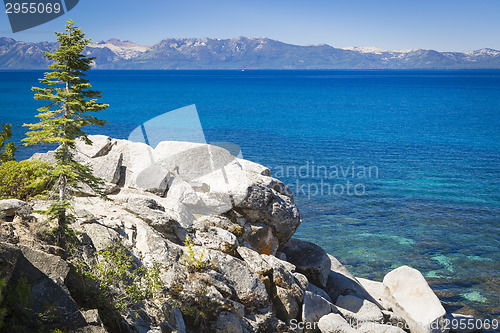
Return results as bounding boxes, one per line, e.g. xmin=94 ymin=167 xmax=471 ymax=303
xmin=0 ymin=123 xmax=17 ymax=164
xmin=23 ymin=20 xmax=109 ymax=248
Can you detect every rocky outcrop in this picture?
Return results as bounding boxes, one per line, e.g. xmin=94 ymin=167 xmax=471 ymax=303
xmin=29 ymin=136 xmax=302 ymax=253
xmin=0 ymin=136 xmax=480 ymax=333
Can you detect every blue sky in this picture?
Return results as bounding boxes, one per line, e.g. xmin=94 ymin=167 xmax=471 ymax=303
xmin=1 ymin=0 xmax=499 ymax=51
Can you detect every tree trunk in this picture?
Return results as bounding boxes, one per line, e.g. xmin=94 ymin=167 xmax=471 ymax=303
xmin=58 ymin=173 xmax=67 ymax=249
xmin=58 ymin=208 xmax=66 ymax=249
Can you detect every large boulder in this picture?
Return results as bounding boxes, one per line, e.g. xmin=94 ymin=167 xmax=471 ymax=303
xmin=74 ymin=135 xmax=113 ymax=158
xmin=83 ymin=222 xmax=121 ymax=251
xmin=275 ymin=285 xmax=301 ymax=320
xmin=125 ymin=195 xmax=184 ymax=240
xmin=302 ymin=290 xmax=337 ymax=332
xmin=281 ymin=238 xmax=331 ymax=288
xmin=382 ymin=266 xmax=448 ymax=333
xmin=236 ymin=246 xmax=303 ymax=321
xmin=317 ymin=313 xmax=358 ymax=333
xmin=0 ymin=242 xmax=91 ymax=332
xmin=194 ymin=226 xmax=239 ymax=253
xmin=235 ymin=175 xmax=301 ymax=247
xmin=18 ymin=245 xmax=70 ymax=281
xmin=160 ymin=301 xmax=186 ymax=333
xmin=0 ymin=242 xmax=21 ymax=281
xmin=134 ymin=220 xmax=184 ymax=267
xmin=89 ymin=151 xmax=123 ymax=185
xmin=357 ymin=277 xmax=392 ymax=309
xmin=325 ymin=254 xmax=379 ymax=305
xmin=205 ymin=249 xmax=270 ymax=310
xmin=335 ymin=295 xmax=384 ymax=325
xmin=237 ymin=246 xmax=272 ymax=276
xmin=50 ymin=135 xmax=302 ymax=251
xmin=0 ymin=199 xmax=30 ymax=220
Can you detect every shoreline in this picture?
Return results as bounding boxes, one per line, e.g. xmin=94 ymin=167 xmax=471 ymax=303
xmin=1 ymin=135 xmax=497 ymax=332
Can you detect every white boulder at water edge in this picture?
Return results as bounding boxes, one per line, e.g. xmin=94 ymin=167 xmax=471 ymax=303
xmin=0 ymin=135 xmax=482 ymax=333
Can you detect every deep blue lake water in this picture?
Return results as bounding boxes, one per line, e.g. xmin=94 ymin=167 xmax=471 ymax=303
xmin=1 ymin=70 xmax=499 ymax=317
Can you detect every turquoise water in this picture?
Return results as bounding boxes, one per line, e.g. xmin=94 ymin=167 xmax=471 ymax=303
xmin=1 ymin=70 xmax=499 ymax=317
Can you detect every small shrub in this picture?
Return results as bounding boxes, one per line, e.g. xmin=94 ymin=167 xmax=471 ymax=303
xmin=76 ymin=244 xmax=163 ymax=312
xmin=0 ymin=160 xmax=54 ymax=200
xmin=228 ymin=224 xmax=245 ymax=237
xmin=183 ymin=235 xmax=208 ymax=272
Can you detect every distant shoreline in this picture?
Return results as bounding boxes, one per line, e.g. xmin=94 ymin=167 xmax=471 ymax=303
xmin=2 ymin=68 xmax=500 ymax=72
xmin=1 ymin=36 xmax=499 ymax=70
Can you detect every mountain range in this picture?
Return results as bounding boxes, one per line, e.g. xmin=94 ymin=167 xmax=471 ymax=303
xmin=1 ymin=36 xmax=499 ymax=70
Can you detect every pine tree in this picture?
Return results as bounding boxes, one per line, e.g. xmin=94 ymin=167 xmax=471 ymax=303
xmin=0 ymin=123 xmax=17 ymax=164
xmin=23 ymin=20 xmax=109 ymax=248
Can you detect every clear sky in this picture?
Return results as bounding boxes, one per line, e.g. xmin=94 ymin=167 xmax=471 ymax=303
xmin=0 ymin=0 xmax=499 ymax=51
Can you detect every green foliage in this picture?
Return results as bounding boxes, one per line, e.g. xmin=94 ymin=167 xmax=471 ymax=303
xmin=0 ymin=278 xmax=7 ymax=330
xmin=23 ymin=20 xmax=109 ymax=246
xmin=167 ymin=278 xmax=218 ymax=330
xmin=23 ymin=20 xmax=108 ymax=150
xmin=23 ymin=20 xmax=108 ymax=200
xmin=0 ymin=160 xmax=54 ymax=200
xmin=0 ymin=123 xmax=16 ymax=164
xmin=76 ymin=244 xmax=162 ymax=312
xmin=43 ymin=201 xmax=73 ymax=221
xmin=183 ymin=235 xmax=208 ymax=272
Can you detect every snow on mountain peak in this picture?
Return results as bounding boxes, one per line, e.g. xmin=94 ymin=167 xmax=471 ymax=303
xmin=88 ymin=39 xmax=150 ymax=59
xmin=464 ymin=48 xmax=500 ymax=57
xmin=342 ymin=46 xmax=387 ymax=54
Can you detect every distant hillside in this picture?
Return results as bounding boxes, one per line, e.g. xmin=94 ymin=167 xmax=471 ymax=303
xmin=1 ymin=36 xmax=499 ymax=69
